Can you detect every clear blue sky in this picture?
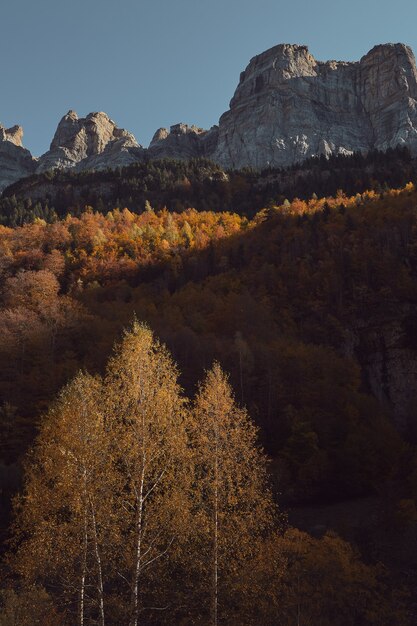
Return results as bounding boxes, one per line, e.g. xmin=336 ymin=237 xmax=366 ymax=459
xmin=2 ymin=0 xmax=417 ymax=155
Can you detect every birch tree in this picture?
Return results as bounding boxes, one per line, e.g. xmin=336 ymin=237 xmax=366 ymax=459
xmin=10 ymin=328 xmax=282 ymax=625
xmin=190 ymin=362 xmax=278 ymax=625
xmin=12 ymin=372 xmax=112 ymax=626
xmin=103 ymin=321 xmax=191 ymax=626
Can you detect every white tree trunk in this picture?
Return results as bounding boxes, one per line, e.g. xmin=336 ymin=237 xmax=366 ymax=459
xmin=80 ymin=510 xmax=88 ymax=626
xmin=213 ymin=412 xmax=219 ymax=626
xmin=90 ymin=498 xmax=105 ymax=626
xmin=130 ymin=458 xmax=146 ymax=626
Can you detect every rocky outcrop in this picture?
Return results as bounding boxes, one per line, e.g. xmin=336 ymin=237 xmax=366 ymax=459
xmin=343 ymin=305 xmax=417 ymax=431
xmin=211 ymin=43 xmax=417 ymax=169
xmin=2 ymin=125 xmax=24 ymax=147
xmin=0 ymin=124 xmax=36 ymax=191
xmin=36 ymin=111 xmax=144 ymax=173
xmin=146 ymin=43 xmax=417 ymax=169
xmin=148 ymin=123 xmax=217 ymax=160
xmin=3 ymin=42 xmax=417 ymax=189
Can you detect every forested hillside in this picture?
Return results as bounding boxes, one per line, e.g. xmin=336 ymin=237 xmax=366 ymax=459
xmin=1 ymin=173 xmax=417 ymax=622
xmin=0 ymin=146 xmax=415 ymax=226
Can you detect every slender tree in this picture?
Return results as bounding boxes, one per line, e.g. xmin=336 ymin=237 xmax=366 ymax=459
xmin=10 ymin=327 xmax=284 ymax=625
xmin=12 ymin=372 xmax=111 ymax=625
xmin=191 ymin=362 xmax=278 ymax=625
xmin=103 ymin=321 xmax=191 ymax=626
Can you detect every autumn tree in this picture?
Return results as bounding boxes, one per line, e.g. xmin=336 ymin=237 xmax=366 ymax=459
xmin=12 ymin=372 xmax=112 ymax=625
xmin=190 ymin=363 xmax=281 ymax=625
xmin=0 ymin=586 xmax=63 ymax=626
xmin=275 ymin=528 xmax=410 ymax=626
xmin=103 ymin=321 xmax=192 ymax=626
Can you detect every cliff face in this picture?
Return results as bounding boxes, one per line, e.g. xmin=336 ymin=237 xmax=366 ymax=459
xmin=149 ymin=124 xmax=208 ymax=159
xmin=211 ymin=43 xmax=417 ymax=168
xmin=36 ymin=110 xmax=143 ymax=174
xmin=141 ymin=42 xmax=417 ymax=168
xmin=2 ymin=42 xmax=417 ymax=190
xmin=344 ymin=306 xmax=417 ymax=431
xmin=0 ymin=124 xmax=36 ymax=191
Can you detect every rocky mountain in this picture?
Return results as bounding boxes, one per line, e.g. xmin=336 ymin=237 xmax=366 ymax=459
xmin=36 ymin=110 xmax=144 ymax=174
xmin=0 ymin=124 xmax=36 ymax=190
xmin=0 ymin=112 xmax=144 ymax=192
xmin=211 ymin=43 xmax=417 ymax=169
xmin=144 ymin=42 xmax=417 ymax=168
xmin=2 ymin=42 xmax=417 ymax=191
xmin=148 ymin=123 xmax=210 ymax=159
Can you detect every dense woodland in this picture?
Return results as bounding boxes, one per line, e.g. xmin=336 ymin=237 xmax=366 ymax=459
xmin=1 ymin=157 xmax=417 ymax=622
xmin=0 ymin=146 xmax=415 ymax=226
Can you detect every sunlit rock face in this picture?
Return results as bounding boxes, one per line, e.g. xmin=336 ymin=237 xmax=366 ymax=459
xmin=149 ymin=124 xmax=207 ymax=159
xmin=0 ymin=123 xmax=36 ymax=191
xmin=3 ymin=42 xmax=417 ymax=191
xmin=210 ymin=43 xmax=417 ymax=168
xmin=36 ymin=110 xmax=144 ymax=174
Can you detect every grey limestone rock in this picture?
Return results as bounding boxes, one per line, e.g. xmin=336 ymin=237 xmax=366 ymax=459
xmin=36 ymin=110 xmax=143 ymax=174
xmin=3 ymin=42 xmax=417 ymax=191
xmin=148 ymin=123 xmax=212 ymax=160
xmin=343 ymin=306 xmax=417 ymax=431
xmin=210 ymin=43 xmax=417 ymax=168
xmin=0 ymin=123 xmax=36 ymax=191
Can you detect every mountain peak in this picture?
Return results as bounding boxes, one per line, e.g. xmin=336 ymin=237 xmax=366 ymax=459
xmin=38 ymin=110 xmax=141 ymax=174
xmin=212 ymin=41 xmax=417 ymax=168
xmin=65 ymin=109 xmax=79 ymax=120
xmin=2 ymin=41 xmax=417 ymax=191
xmin=0 ymin=124 xmax=24 ymax=147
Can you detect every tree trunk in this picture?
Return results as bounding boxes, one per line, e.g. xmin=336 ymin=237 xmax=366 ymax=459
xmin=80 ymin=510 xmax=88 ymax=626
xmin=130 ymin=459 xmax=146 ymax=626
xmin=90 ymin=498 xmax=105 ymax=626
xmin=213 ymin=411 xmax=219 ymax=626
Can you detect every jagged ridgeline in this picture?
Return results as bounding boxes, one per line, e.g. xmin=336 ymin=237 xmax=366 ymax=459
xmin=2 ymin=42 xmax=417 ymax=193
